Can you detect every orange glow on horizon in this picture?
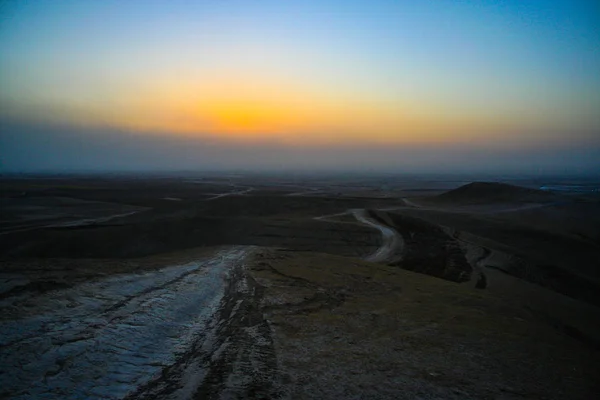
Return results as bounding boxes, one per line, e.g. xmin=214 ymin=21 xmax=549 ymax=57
xmin=5 ymin=72 xmax=583 ymax=147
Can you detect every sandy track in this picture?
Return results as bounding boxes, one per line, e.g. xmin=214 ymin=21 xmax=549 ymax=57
xmin=204 ymin=185 xmax=254 ymax=201
xmin=314 ymin=209 xmax=404 ymax=263
xmin=351 ymin=209 xmax=404 ymax=263
xmin=0 ymin=246 xmax=267 ymax=399
xmin=285 ymin=188 xmax=322 ymax=197
xmin=204 ymin=188 xmax=253 ymax=201
xmin=0 ymin=210 xmax=144 ymax=236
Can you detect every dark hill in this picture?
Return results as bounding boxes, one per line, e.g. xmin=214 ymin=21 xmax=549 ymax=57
xmin=432 ymin=182 xmax=556 ymax=204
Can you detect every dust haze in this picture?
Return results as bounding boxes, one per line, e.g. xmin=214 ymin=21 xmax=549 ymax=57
xmin=2 ymin=120 xmax=599 ymax=175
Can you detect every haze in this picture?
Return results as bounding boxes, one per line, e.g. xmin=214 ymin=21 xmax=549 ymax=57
xmin=1 ymin=0 xmax=599 ymax=174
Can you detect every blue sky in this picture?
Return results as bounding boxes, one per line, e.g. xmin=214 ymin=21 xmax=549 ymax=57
xmin=1 ymin=0 xmax=599 ymax=172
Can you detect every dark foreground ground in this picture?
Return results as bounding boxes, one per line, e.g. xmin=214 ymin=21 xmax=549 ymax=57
xmin=1 ymin=174 xmax=599 ymax=399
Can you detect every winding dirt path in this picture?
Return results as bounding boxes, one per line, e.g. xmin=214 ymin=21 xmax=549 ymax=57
xmin=314 ymin=209 xmax=404 ymax=263
xmin=0 ymin=210 xmax=144 ymax=236
xmin=351 ymin=209 xmax=404 ymax=263
xmin=204 ymin=187 xmax=254 ymax=201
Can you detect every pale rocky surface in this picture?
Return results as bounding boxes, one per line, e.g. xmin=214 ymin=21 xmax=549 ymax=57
xmin=0 ymin=247 xmax=273 ymax=399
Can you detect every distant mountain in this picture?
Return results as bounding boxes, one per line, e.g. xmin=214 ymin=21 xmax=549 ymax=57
xmin=432 ymin=182 xmax=556 ymax=204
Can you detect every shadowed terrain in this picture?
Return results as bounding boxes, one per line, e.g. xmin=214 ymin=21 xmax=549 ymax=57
xmin=1 ymin=175 xmax=599 ymax=399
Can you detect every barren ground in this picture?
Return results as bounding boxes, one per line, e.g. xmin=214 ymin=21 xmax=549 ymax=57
xmin=1 ymin=175 xmax=599 ymax=399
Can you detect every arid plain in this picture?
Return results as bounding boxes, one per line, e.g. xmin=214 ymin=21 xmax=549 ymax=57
xmin=1 ymin=174 xmax=599 ymax=399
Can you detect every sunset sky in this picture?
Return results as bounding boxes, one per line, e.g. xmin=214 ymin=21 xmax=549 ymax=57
xmin=1 ymin=0 xmax=599 ymax=173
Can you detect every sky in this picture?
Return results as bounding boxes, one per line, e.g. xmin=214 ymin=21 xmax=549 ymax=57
xmin=1 ymin=0 xmax=599 ymax=173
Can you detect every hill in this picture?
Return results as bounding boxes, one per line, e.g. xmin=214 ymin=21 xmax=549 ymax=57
xmin=250 ymin=248 xmax=600 ymax=399
xmin=431 ymin=182 xmax=556 ymax=205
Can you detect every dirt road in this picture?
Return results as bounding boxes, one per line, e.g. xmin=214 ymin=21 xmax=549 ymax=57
xmin=351 ymin=209 xmax=404 ymax=263
xmin=314 ymin=209 xmax=404 ymax=263
xmin=0 ymin=246 xmax=278 ymax=399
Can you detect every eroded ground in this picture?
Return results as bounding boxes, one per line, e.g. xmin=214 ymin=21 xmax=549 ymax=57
xmin=1 ymin=247 xmax=271 ymax=399
xmin=1 ymin=175 xmax=600 ymax=399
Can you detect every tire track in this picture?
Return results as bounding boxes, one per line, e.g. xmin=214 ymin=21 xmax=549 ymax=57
xmin=0 ymin=247 xmax=255 ymax=400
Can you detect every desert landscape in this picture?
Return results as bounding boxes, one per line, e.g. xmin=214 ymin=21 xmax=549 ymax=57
xmin=1 ymin=173 xmax=599 ymax=399
xmin=3 ymin=0 xmax=599 ymax=398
